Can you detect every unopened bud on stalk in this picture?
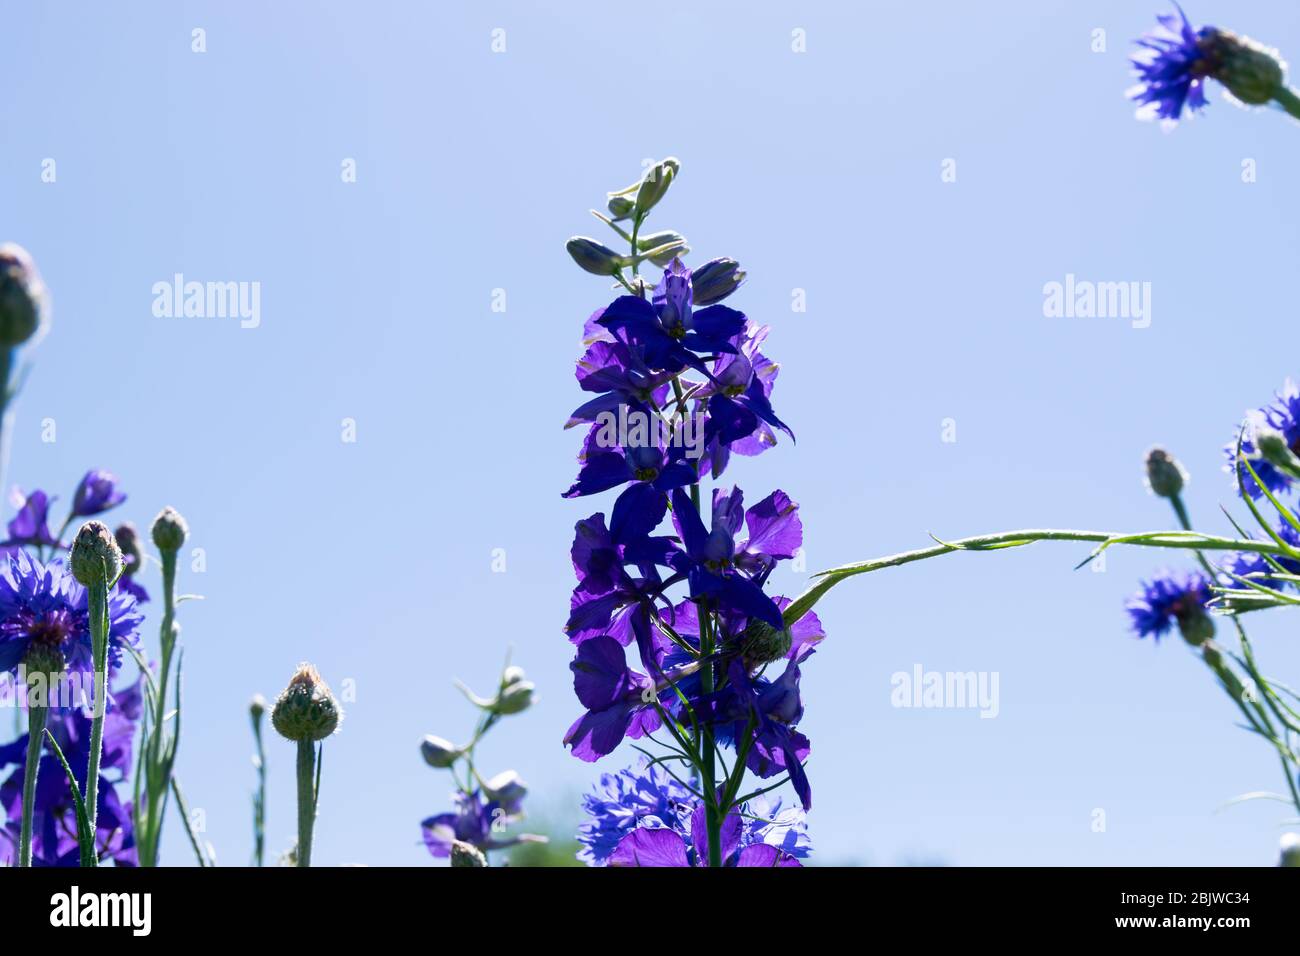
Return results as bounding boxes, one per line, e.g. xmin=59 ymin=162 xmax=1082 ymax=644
xmin=271 ymin=663 xmax=342 ymax=742
xmin=151 ymin=506 xmax=188 ymax=552
xmin=634 ymin=158 xmax=679 ymax=216
xmin=495 ymin=675 xmax=535 ymax=715
xmin=1177 ymin=602 xmax=1215 ymax=647
xmin=1143 ymin=447 xmax=1187 ymax=498
xmin=1280 ymin=833 xmax=1300 ymax=867
xmin=1253 ymin=428 xmax=1300 ymax=481
xmin=450 ymin=840 xmax=487 ymax=867
xmin=70 ymin=521 xmax=123 ymax=586
xmin=22 ymin=641 xmax=65 ymax=684
xmin=741 ymin=619 xmax=793 ymax=666
xmin=249 ymin=694 xmax=267 ymax=721
xmin=566 ymin=237 xmax=625 ymax=276
xmin=637 ymin=231 xmax=690 ymax=268
xmin=607 ymin=196 xmax=636 ymax=221
xmin=1199 ymin=29 xmax=1286 ymax=105
xmin=0 ymin=243 xmax=48 ymax=347
xmin=691 ymin=257 xmax=746 ymax=305
xmin=114 ymin=523 xmax=143 ymax=576
xmin=483 ymin=770 xmax=527 ymax=814
xmin=420 ymin=734 xmax=462 ymax=768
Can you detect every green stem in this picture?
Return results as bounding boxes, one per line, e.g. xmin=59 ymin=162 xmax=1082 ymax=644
xmin=295 ymin=739 xmax=316 ymax=867
xmin=699 ymin=607 xmax=721 ymax=868
xmin=252 ymin=719 xmax=266 ymax=867
xmin=18 ymin=701 xmax=49 ymax=867
xmin=0 ymin=347 xmax=14 ymax=515
xmin=170 ymin=776 xmax=209 ymax=866
xmin=141 ymin=547 xmax=179 ymax=866
xmin=786 ymin=528 xmax=1277 ymax=628
xmin=1273 ymin=86 xmax=1300 ymax=121
xmin=83 ymin=578 xmax=109 ymax=857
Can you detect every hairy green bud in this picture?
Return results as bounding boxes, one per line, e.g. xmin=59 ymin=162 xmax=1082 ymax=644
xmin=114 ymin=523 xmax=143 ymax=577
xmin=0 ymin=243 xmax=47 ymax=347
xmin=450 ymin=840 xmax=487 ymax=867
xmin=1144 ymin=447 xmax=1187 ymax=498
xmin=69 ymin=521 xmax=123 ymax=586
xmin=1200 ymin=28 xmax=1285 ymax=105
xmin=741 ymin=619 xmax=793 ymax=666
xmin=1281 ymin=833 xmax=1300 ymax=868
xmin=271 ymin=663 xmax=342 ymax=742
xmin=151 ymin=506 xmax=189 ymax=552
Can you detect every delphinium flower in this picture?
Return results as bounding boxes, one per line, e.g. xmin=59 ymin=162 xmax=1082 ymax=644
xmin=271 ymin=662 xmax=342 ymax=868
xmin=0 ymin=677 xmax=141 ymax=866
xmin=576 ymin=759 xmax=810 ymax=867
xmin=2 ymin=468 xmax=130 ymax=561
xmin=418 ymin=659 xmax=545 ymax=866
xmin=1129 ymin=7 xmax=1300 ymax=124
xmin=562 ymin=159 xmax=823 ymax=866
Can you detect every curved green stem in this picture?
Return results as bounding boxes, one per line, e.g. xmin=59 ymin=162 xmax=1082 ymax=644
xmin=18 ymin=702 xmax=49 ymax=866
xmin=295 ymin=739 xmax=316 ymax=867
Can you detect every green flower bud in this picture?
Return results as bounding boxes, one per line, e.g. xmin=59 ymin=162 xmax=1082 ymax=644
xmin=0 ymin=243 xmax=48 ymax=348
xmin=420 ymin=734 xmax=462 ymax=768
xmin=1143 ymin=447 xmax=1187 ymax=499
xmin=741 ymin=619 xmax=793 ymax=667
xmin=22 ymin=641 xmax=65 ymax=685
xmin=114 ymin=523 xmax=143 ymax=577
xmin=271 ymin=663 xmax=342 ymax=742
xmin=1280 ymin=833 xmax=1300 ymax=868
xmin=607 ymin=196 xmax=636 ymax=221
xmin=495 ymin=676 xmax=535 ymax=715
xmin=69 ymin=520 xmax=123 ymax=586
xmin=1253 ymin=427 xmax=1300 ymax=481
xmin=151 ymin=506 xmax=188 ymax=552
xmin=501 ymin=665 xmax=526 ymax=685
xmin=249 ymin=693 xmax=267 ymax=721
xmin=637 ymin=230 xmax=690 ymax=268
xmin=1200 ymin=29 xmax=1285 ymax=105
xmin=634 ymin=158 xmax=679 ymax=216
xmin=450 ymin=840 xmax=487 ymax=867
xmin=566 ymin=237 xmax=626 ymax=277
xmin=691 ymin=257 xmax=746 ymax=306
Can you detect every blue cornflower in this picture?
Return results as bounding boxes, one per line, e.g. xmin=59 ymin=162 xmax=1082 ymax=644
xmin=0 ymin=550 xmax=143 ymax=689
xmin=1221 ymin=512 xmax=1300 ymax=584
xmin=1129 ymin=6 xmax=1214 ymax=122
xmin=1226 ymin=380 xmax=1300 ymax=499
xmin=577 ymin=759 xmax=811 ymax=866
xmin=1125 ymin=569 xmax=1214 ymax=643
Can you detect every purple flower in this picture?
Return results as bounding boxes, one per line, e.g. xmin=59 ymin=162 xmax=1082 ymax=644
xmin=4 ymin=490 xmax=59 ymax=549
xmin=1221 ymin=513 xmax=1300 ymax=584
xmin=1226 ymin=380 xmax=1300 ymax=499
xmin=70 ymin=469 xmax=126 ymax=517
xmin=565 ymin=340 xmax=674 ymax=430
xmin=1129 ymin=6 xmax=1213 ymax=122
xmin=563 ymin=635 xmax=680 ymax=762
xmin=1125 ymin=569 xmax=1214 ymax=641
xmin=0 ymin=550 xmax=143 ymax=690
xmin=596 ymin=261 xmax=747 ymax=376
xmin=420 ymin=788 xmax=540 ymax=858
xmin=610 ymin=802 xmax=801 ymax=867
xmin=668 ymin=487 xmax=790 ymax=630
xmin=578 ymin=759 xmax=810 ymax=866
xmin=0 ymin=678 xmax=141 ymax=866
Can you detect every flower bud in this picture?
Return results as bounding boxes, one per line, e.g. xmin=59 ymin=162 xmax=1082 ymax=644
xmin=151 ymin=506 xmax=188 ymax=552
xmin=450 ymin=840 xmax=487 ymax=868
xmin=1200 ymin=29 xmax=1285 ymax=105
xmin=1143 ymin=447 xmax=1187 ymax=498
xmin=420 ymin=734 xmax=462 ymax=768
xmin=741 ymin=619 xmax=792 ymax=666
xmin=691 ymin=257 xmax=746 ymax=306
xmin=483 ymin=770 xmax=527 ymax=814
xmin=114 ymin=523 xmax=143 ymax=577
xmin=495 ymin=676 xmax=535 ymax=715
xmin=271 ymin=663 xmax=342 ymax=742
xmin=634 ymin=159 xmax=678 ymax=216
xmin=1177 ymin=603 xmax=1215 ymax=647
xmin=0 ymin=243 xmax=47 ymax=348
xmin=566 ymin=237 xmax=625 ymax=277
xmin=637 ymin=230 xmax=690 ymax=268
xmin=501 ymin=665 xmax=526 ymax=686
xmin=607 ymin=196 xmax=636 ymax=221
xmin=1280 ymin=833 xmax=1300 ymax=868
xmin=22 ymin=641 xmax=65 ymax=685
xmin=249 ymin=693 xmax=267 ymax=721
xmin=70 ymin=520 xmax=123 ymax=586
xmin=1253 ymin=427 xmax=1300 ymax=481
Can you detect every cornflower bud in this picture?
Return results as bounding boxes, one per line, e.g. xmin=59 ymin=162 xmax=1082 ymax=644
xmin=0 ymin=243 xmax=47 ymax=347
xmin=1281 ymin=833 xmax=1300 ymax=868
xmin=69 ymin=521 xmax=123 ymax=586
xmin=151 ymin=506 xmax=188 ymax=552
xmin=741 ymin=619 xmax=793 ymax=667
xmin=1253 ymin=427 xmax=1300 ymax=481
xmin=450 ymin=840 xmax=488 ymax=867
xmin=271 ymin=663 xmax=342 ymax=742
xmin=1143 ymin=447 xmax=1187 ymax=499
xmin=1199 ymin=28 xmax=1285 ymax=105
xmin=250 ymin=693 xmax=267 ymax=721
xmin=114 ymin=523 xmax=143 ymax=576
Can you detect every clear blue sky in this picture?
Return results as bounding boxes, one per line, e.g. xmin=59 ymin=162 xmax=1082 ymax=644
xmin=4 ymin=0 xmax=1300 ymax=866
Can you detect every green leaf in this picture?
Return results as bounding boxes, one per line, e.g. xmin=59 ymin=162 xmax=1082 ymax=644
xmin=44 ymin=730 xmax=95 ymax=867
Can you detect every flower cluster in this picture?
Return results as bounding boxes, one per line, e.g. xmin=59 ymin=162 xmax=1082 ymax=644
xmin=418 ymin=660 xmax=544 ymax=866
xmin=562 ymin=159 xmax=824 ymax=866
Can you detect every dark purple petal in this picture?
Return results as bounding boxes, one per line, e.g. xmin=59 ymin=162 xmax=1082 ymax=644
xmin=609 ymin=827 xmax=692 ymax=867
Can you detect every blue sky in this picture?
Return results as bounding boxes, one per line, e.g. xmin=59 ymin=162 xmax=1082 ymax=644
xmin=5 ymin=0 xmax=1300 ymax=866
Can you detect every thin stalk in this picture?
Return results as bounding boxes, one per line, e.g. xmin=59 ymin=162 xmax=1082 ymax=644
xmin=699 ymin=607 xmax=722 ymax=868
xmin=140 ymin=547 xmax=179 ymax=866
xmin=1273 ymin=86 xmax=1300 ymax=121
xmin=18 ymin=701 xmax=49 ymax=866
xmin=295 ymin=739 xmax=316 ymax=867
xmin=83 ymin=577 xmax=109 ymax=854
xmin=252 ymin=717 xmax=266 ymax=867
